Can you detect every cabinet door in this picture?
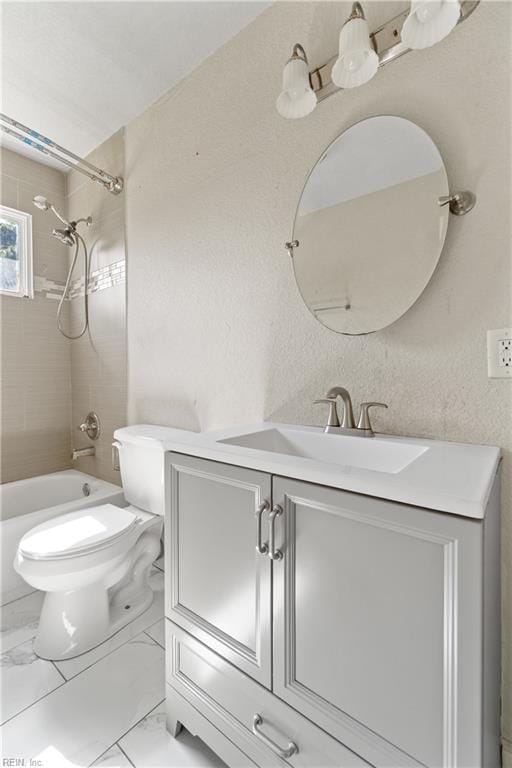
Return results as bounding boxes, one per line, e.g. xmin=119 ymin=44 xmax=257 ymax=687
xmin=272 ymin=476 xmax=482 ymax=768
xmin=166 ymin=453 xmax=272 ymax=687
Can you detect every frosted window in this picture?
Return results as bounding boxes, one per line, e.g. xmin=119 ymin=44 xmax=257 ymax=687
xmin=0 ymin=206 xmax=33 ymax=298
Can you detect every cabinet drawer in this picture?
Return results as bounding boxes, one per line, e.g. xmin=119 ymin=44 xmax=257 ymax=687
xmin=166 ymin=621 xmax=370 ymax=768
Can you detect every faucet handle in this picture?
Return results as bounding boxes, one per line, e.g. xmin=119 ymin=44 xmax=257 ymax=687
xmin=77 ymin=412 xmax=100 ymax=440
xmin=314 ymin=398 xmax=340 ymax=429
xmin=357 ymin=402 xmax=388 ymax=432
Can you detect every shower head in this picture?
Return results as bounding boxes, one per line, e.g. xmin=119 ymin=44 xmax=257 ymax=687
xmin=33 ymin=195 xmax=51 ymax=211
xmin=52 ymin=228 xmax=76 ymax=247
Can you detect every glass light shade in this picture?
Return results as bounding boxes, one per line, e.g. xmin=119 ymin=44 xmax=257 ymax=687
xmin=401 ymin=0 xmax=461 ymax=50
xmin=331 ymin=16 xmax=379 ymax=89
xmin=276 ymin=56 xmax=317 ymax=119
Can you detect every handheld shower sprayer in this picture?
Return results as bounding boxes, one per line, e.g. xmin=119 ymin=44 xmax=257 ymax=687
xmin=33 ymin=195 xmax=92 ymax=340
xmin=32 ymin=195 xmax=50 ymax=210
xmin=32 ymin=195 xmax=72 ymax=228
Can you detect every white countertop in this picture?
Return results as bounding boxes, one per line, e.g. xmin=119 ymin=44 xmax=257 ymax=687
xmin=115 ymin=423 xmax=501 ymax=520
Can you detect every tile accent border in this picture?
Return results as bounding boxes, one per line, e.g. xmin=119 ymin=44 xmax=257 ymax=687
xmin=33 ymin=259 xmax=125 ymax=301
xmin=34 ymin=275 xmax=65 ymax=300
xmin=68 ymin=259 xmax=126 ymax=300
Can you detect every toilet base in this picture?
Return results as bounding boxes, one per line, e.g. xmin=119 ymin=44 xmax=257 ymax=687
xmin=35 ymin=582 xmax=110 ymax=660
xmin=34 ymin=582 xmax=155 ymax=661
xmin=34 ymin=529 xmax=161 ymax=661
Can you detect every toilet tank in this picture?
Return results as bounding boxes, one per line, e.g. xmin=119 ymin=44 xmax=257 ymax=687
xmin=113 ymin=426 xmax=172 ymax=516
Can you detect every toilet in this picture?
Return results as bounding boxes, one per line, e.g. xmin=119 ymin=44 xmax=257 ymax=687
xmin=14 ymin=426 xmax=165 ymax=661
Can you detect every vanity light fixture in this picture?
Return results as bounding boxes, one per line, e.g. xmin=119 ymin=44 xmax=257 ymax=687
xmin=275 ymin=1 xmax=479 ymax=118
xmin=331 ymin=2 xmax=379 ymax=89
xmin=276 ymin=44 xmax=317 ymax=119
xmin=401 ymin=0 xmax=461 ymax=50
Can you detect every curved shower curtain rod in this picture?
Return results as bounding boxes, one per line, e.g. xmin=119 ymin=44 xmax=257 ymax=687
xmin=0 ymin=114 xmax=123 ymax=195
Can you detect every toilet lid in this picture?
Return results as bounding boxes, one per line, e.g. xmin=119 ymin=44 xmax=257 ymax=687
xmin=19 ymin=504 xmax=140 ymax=560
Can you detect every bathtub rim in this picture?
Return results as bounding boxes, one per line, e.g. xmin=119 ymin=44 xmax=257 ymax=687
xmin=1 ymin=469 xmax=126 ymax=605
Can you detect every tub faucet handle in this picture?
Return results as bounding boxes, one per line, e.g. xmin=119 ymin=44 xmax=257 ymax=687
xmin=78 ymin=412 xmax=100 ymax=440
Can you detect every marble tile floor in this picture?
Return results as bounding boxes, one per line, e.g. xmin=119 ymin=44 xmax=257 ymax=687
xmin=0 ymin=568 xmax=226 ymax=768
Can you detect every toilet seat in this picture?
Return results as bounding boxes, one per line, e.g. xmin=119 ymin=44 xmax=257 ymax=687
xmin=18 ymin=504 xmax=140 ymax=561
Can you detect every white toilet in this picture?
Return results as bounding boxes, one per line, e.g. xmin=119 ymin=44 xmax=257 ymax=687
xmin=14 ymin=426 xmax=165 ymax=661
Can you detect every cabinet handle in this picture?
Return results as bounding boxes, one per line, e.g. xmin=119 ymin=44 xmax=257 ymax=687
xmin=252 ymin=714 xmax=298 ymax=759
xmin=255 ymin=501 xmax=269 ymax=555
xmin=268 ymin=504 xmax=283 ymax=561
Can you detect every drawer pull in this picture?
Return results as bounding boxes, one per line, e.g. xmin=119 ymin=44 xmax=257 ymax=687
xmin=252 ymin=714 xmax=298 ymax=759
xmin=255 ymin=501 xmax=269 ymax=555
xmin=268 ymin=505 xmax=283 ymax=560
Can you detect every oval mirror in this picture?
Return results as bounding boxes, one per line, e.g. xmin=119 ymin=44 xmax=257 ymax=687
xmin=291 ymin=116 xmax=450 ymax=335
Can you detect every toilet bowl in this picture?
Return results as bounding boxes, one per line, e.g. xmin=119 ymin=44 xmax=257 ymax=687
xmin=14 ymin=427 xmax=167 ymax=661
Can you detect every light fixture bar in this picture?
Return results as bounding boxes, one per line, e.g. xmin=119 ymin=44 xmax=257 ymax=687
xmin=0 ymin=113 xmax=124 ymax=195
xmin=309 ymin=0 xmax=479 ymax=102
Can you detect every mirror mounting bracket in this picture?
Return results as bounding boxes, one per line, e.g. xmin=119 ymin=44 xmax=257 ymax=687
xmin=438 ymin=191 xmax=476 ymax=216
xmin=285 ymin=240 xmax=299 ymax=258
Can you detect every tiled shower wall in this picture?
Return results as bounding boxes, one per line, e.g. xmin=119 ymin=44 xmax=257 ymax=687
xmin=0 ymin=149 xmax=71 ymax=488
xmin=66 ymin=129 xmax=127 ymax=485
xmin=0 ymin=130 xmax=126 ymax=494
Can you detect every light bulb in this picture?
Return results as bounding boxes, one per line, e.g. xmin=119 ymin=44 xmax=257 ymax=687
xmin=345 ymin=51 xmax=368 ymax=73
xmin=401 ymin=0 xmax=461 ymax=50
xmin=416 ymin=0 xmax=442 ymax=23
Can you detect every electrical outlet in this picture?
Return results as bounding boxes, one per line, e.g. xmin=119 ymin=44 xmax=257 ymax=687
xmin=499 ymin=338 xmax=512 ymax=367
xmin=487 ymin=328 xmax=512 ymax=378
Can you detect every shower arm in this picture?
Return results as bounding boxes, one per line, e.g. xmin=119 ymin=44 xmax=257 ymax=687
xmin=0 ymin=114 xmax=123 ymax=195
xmin=72 ymin=217 xmax=93 ymax=228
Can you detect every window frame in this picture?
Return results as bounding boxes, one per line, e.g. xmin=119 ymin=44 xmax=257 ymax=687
xmin=0 ymin=204 xmax=34 ymax=299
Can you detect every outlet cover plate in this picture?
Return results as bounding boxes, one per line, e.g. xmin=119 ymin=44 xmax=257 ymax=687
xmin=487 ymin=328 xmax=512 ymax=378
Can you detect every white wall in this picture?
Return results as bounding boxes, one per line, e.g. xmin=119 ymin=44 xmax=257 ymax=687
xmin=124 ymin=0 xmax=512 ymax=747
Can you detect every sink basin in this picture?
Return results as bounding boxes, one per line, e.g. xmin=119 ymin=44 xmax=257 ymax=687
xmin=218 ymin=428 xmax=428 ymax=474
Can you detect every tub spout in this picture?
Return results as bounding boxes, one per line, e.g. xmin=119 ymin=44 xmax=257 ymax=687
xmin=72 ymin=446 xmax=95 ymax=461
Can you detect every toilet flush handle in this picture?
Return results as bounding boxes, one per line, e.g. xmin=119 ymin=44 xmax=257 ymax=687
xmin=112 ymin=440 xmax=121 ymax=471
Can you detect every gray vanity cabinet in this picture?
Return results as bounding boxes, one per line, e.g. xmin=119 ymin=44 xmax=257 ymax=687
xmin=165 ymin=453 xmax=272 ymax=686
xmin=165 ymin=454 xmax=500 ymax=768
xmin=271 ymin=477 xmax=497 ymax=768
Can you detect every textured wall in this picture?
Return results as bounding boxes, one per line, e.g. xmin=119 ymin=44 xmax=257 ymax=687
xmin=0 ymin=149 xmax=71 ymax=489
xmin=66 ymin=130 xmax=126 ymax=485
xmin=124 ymin=0 xmax=511 ymax=749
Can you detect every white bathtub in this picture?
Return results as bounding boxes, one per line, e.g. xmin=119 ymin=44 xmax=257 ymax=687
xmin=0 ymin=470 xmax=125 ymax=605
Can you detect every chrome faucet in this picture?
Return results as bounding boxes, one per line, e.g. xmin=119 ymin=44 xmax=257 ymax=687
xmin=72 ymin=446 xmax=95 ymax=461
xmin=314 ymin=386 xmax=387 ymax=437
xmin=326 ymin=386 xmax=356 ymax=429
